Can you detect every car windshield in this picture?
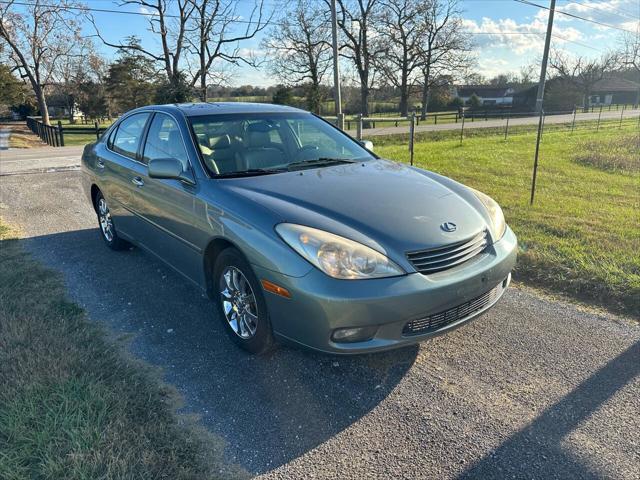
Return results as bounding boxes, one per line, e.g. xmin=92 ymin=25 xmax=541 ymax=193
xmin=188 ymin=112 xmax=374 ymax=177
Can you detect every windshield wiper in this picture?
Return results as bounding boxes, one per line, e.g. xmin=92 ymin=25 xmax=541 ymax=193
xmin=286 ymin=157 xmax=358 ymax=171
xmin=214 ymin=168 xmax=286 ymax=178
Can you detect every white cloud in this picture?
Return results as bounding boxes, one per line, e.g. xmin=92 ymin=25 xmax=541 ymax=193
xmin=139 ymin=6 xmax=158 ymax=17
xmin=463 ymin=16 xmax=584 ymax=55
xmin=559 ymin=0 xmax=639 ymax=31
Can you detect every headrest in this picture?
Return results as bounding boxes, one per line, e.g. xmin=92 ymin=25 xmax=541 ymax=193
xmin=209 ymin=134 xmax=231 ymax=149
xmin=247 ymin=121 xmax=275 ymax=133
xmin=167 ymin=130 xmax=184 ymax=159
xmin=248 ymin=130 xmax=271 ymax=148
xmin=168 ymin=129 xmax=181 ymax=144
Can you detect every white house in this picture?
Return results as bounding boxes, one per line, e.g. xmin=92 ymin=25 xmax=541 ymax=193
xmin=453 ymin=85 xmax=516 ymax=106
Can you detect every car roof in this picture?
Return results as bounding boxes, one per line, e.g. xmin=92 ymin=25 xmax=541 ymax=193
xmin=145 ymin=102 xmax=308 ymax=117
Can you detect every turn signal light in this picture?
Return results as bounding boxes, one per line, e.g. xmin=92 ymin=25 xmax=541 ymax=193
xmin=261 ymin=279 xmax=291 ymax=299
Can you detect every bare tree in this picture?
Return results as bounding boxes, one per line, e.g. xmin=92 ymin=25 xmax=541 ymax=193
xmin=332 ymin=0 xmax=385 ymax=116
xmin=375 ymin=0 xmax=425 ymax=116
xmin=186 ymin=0 xmax=270 ymax=101
xmin=0 ymin=0 xmax=85 ymax=125
xmin=619 ymin=31 xmax=640 ymax=75
xmin=549 ymin=50 xmax=621 ymax=111
xmin=416 ymin=0 xmax=471 ymax=120
xmin=262 ymin=0 xmax=332 ymax=113
xmin=92 ymin=0 xmax=195 ymax=85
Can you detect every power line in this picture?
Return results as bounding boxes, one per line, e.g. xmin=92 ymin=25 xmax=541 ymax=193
xmin=515 ymin=0 xmax=637 ymax=34
xmin=559 ymin=0 xmax=640 ymax=20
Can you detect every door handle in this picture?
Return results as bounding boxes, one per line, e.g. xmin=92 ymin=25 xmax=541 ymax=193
xmin=131 ymin=176 xmax=144 ymax=187
xmin=97 ymin=159 xmax=105 ymax=169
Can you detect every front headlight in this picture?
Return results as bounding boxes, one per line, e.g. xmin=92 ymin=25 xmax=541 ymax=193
xmin=275 ymin=223 xmax=405 ymax=279
xmin=470 ymin=188 xmax=506 ymax=240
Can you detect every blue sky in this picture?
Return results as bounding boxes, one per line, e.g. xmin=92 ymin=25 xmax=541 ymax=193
xmin=84 ymin=0 xmax=639 ymax=85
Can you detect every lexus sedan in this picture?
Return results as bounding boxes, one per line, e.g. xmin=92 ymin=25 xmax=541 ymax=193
xmin=81 ymin=103 xmax=517 ymax=354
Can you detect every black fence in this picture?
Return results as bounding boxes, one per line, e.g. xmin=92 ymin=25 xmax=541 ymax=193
xmin=26 ymin=116 xmax=108 ymax=147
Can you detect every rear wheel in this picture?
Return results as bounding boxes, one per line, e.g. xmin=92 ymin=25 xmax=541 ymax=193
xmin=213 ymin=247 xmax=275 ymax=354
xmin=95 ymin=191 xmax=129 ymax=250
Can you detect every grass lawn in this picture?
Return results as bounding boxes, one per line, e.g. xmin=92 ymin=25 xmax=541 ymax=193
xmin=52 ymin=119 xmax=113 ymax=147
xmin=375 ymin=121 xmax=640 ymax=318
xmin=0 ymin=221 xmax=245 ymax=479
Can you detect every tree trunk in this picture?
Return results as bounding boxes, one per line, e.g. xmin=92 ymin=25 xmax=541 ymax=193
xmin=360 ymin=86 xmax=369 ymax=117
xmin=33 ymin=83 xmax=50 ymax=126
xmin=420 ymin=83 xmax=430 ymax=121
xmin=307 ymin=83 xmax=321 ymax=114
xmin=420 ymin=65 xmax=431 ymax=121
xmin=399 ymin=80 xmax=409 ymax=117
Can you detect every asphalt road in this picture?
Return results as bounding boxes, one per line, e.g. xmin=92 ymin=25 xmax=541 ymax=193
xmin=0 ymin=159 xmax=638 ymax=478
xmin=0 ymin=145 xmax=84 ymax=175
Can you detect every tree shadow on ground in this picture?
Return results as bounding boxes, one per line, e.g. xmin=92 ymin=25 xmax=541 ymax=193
xmin=458 ymin=341 xmax=639 ymax=479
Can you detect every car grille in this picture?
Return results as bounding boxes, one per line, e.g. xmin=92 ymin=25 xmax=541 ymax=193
xmin=402 ymin=280 xmax=504 ymax=336
xmin=406 ymin=230 xmax=488 ymax=274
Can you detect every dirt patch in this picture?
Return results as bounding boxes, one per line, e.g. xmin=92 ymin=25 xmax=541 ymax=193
xmin=1 ymin=122 xmax=46 ymax=148
xmin=573 ymin=132 xmax=640 ymax=174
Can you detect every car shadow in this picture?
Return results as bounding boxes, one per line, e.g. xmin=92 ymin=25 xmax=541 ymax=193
xmin=458 ymin=340 xmax=640 ymax=479
xmin=17 ymin=228 xmax=418 ymax=475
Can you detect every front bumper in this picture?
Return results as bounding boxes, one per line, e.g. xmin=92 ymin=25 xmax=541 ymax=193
xmin=255 ymin=226 xmax=517 ymax=354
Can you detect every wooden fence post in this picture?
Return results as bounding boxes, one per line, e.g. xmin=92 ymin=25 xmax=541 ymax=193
xmin=58 ymin=120 xmax=65 ymax=146
xmin=460 ymin=112 xmax=465 ymax=145
xmin=356 ymin=114 xmax=363 ymax=141
xmin=596 ymin=105 xmax=603 ymax=132
xmin=619 ymin=105 xmax=625 ymax=129
xmin=95 ymin=121 xmax=100 ymax=139
xmin=504 ymin=113 xmax=510 ymax=140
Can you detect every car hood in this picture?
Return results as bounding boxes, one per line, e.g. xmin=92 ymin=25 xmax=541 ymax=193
xmin=218 ymin=159 xmax=489 ymax=258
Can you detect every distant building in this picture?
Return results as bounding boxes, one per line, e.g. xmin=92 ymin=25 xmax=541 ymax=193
xmin=513 ymin=77 xmax=640 ymax=110
xmin=45 ymin=93 xmax=77 ymax=119
xmin=453 ymin=85 xmax=516 ymax=106
xmin=589 ymin=78 xmax=640 ymax=106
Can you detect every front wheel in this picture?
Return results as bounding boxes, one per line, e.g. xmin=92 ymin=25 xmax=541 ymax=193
xmin=213 ymin=248 xmax=275 ymax=355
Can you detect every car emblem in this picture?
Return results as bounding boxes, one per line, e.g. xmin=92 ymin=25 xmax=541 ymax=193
xmin=440 ymin=222 xmax=457 ymax=232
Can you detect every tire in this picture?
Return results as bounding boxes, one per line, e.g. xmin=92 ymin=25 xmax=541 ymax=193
xmin=94 ymin=190 xmax=130 ymax=251
xmin=213 ymin=247 xmax=275 ymax=355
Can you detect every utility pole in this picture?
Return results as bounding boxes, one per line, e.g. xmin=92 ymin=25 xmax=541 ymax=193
xmin=530 ymin=0 xmax=556 ymax=205
xmin=330 ymin=0 xmax=343 ymax=129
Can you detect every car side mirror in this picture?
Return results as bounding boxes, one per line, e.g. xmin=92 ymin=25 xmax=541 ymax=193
xmin=148 ymin=157 xmax=194 ymax=184
xmin=359 ymin=140 xmax=374 ymax=151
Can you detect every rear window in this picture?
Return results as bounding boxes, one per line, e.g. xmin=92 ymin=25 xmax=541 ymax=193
xmin=111 ymin=113 xmax=150 ymax=160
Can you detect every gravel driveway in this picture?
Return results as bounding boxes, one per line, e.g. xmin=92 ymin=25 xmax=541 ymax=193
xmin=0 ymin=162 xmax=638 ymax=479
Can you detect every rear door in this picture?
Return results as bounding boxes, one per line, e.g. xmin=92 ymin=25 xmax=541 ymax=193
xmin=97 ymin=112 xmax=151 ymax=239
xmin=129 ymin=113 xmax=204 ymax=282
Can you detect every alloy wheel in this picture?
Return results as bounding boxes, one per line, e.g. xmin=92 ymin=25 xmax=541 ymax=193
xmin=219 ymin=266 xmax=259 ymax=339
xmin=97 ymin=197 xmax=114 ymax=242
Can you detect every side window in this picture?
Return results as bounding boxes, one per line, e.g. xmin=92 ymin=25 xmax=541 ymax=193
xmin=111 ymin=113 xmax=150 ymax=160
xmin=143 ymin=114 xmax=189 ymax=169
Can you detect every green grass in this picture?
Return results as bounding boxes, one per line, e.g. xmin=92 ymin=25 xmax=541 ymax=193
xmin=52 ymin=120 xmax=113 ymax=146
xmin=375 ymin=121 xmax=640 ymax=318
xmin=0 ymin=221 xmax=246 ymax=479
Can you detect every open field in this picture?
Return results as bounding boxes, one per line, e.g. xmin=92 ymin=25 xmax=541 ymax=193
xmin=376 ymin=122 xmax=640 ymax=318
xmin=0 ymin=221 xmax=243 ymax=479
